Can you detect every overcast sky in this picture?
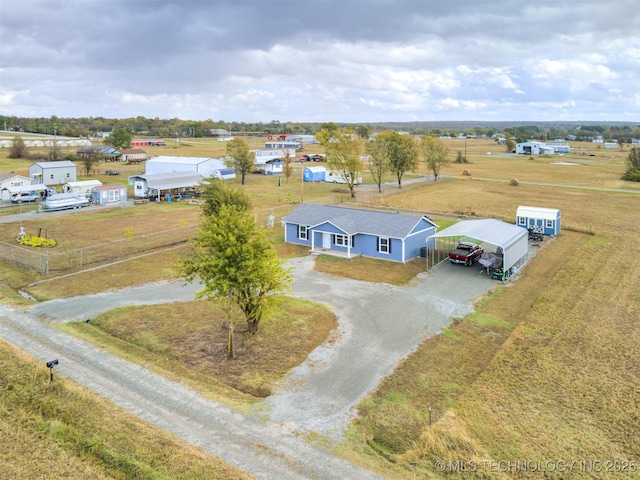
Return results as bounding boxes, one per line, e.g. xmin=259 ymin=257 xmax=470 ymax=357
xmin=1 ymin=0 xmax=638 ymax=123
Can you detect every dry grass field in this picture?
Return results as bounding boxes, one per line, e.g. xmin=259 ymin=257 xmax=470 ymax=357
xmin=0 ymin=339 xmax=252 ymax=480
xmin=1 ymin=137 xmax=639 ymax=478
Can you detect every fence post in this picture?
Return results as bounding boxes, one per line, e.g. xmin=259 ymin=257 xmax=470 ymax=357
xmin=45 ymin=248 xmax=49 ymax=275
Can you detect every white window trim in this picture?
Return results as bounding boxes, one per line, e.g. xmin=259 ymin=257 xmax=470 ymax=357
xmin=378 ymin=237 xmax=390 ymax=254
xmin=298 ymin=225 xmax=308 ymax=240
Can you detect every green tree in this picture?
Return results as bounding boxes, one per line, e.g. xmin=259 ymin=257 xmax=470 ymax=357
xmin=105 ymin=128 xmax=132 ymax=150
xmin=180 ymin=203 xmax=291 ymax=357
xmin=421 ymin=135 xmax=449 ymax=181
xmin=8 ymin=136 xmax=26 ymax=159
xmin=505 ymin=133 xmax=516 ymax=153
xmin=225 ymin=138 xmax=254 ymax=185
xmin=385 ymin=132 xmax=419 ymax=188
xmin=200 ymin=179 xmax=251 ymax=218
xmin=622 ymin=147 xmax=640 ymax=182
xmin=356 ymin=125 xmax=372 ymax=139
xmin=365 ymin=131 xmax=393 ymax=193
xmin=319 ymin=126 xmax=364 ymax=199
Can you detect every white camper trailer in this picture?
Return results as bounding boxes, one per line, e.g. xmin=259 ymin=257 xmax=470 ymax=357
xmin=325 ymin=170 xmax=362 ymax=185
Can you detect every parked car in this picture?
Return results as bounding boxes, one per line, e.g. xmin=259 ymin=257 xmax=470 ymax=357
xmin=312 ymin=154 xmax=325 ymax=162
xmin=11 ymin=193 xmax=39 ymax=203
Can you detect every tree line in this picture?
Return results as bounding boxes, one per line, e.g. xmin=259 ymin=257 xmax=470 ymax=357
xmin=2 ymin=115 xmax=637 ymax=144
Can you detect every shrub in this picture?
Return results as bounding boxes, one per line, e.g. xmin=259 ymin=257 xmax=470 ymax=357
xmin=18 ymin=234 xmax=57 ymax=248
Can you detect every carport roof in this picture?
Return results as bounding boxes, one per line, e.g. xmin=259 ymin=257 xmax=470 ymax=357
xmin=429 ymin=218 xmax=526 ymax=249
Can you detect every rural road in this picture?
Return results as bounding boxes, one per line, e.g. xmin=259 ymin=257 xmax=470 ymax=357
xmin=4 ymin=253 xmax=497 ymax=478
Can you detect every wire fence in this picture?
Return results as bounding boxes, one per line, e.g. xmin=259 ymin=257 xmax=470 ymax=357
xmin=0 ymin=225 xmax=198 ymax=275
xmin=1 ymin=194 xmax=356 ymax=275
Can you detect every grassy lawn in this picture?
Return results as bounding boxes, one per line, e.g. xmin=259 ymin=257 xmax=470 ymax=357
xmin=59 ymin=298 xmax=337 ymax=410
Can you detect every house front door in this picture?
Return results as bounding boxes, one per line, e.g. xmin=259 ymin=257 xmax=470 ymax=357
xmin=322 ymin=232 xmax=331 ymax=249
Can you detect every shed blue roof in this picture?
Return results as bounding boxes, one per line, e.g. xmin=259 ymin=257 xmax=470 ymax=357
xmin=283 ymin=203 xmax=435 ymax=238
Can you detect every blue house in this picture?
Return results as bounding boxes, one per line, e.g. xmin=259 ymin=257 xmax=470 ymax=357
xmin=516 ymin=205 xmax=561 ymax=236
xmin=282 ymin=203 xmax=438 ymax=263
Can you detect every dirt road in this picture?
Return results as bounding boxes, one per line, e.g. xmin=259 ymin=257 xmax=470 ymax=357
xmin=6 ymin=256 xmax=496 ymax=478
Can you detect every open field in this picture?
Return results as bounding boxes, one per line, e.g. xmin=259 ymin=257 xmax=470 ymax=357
xmin=2 ymin=138 xmax=640 ymax=478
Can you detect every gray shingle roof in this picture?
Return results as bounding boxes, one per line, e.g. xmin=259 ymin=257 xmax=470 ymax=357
xmin=283 ymin=203 xmax=433 ymax=238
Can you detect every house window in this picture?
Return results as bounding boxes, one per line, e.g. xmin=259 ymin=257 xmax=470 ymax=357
xmin=518 ymin=217 xmax=526 ymax=226
xmin=333 ymin=234 xmax=353 ymax=247
xmin=378 ymin=237 xmax=391 ymax=254
xmin=546 ymin=219 xmax=553 ymax=229
xmin=298 ymin=225 xmax=307 ymax=240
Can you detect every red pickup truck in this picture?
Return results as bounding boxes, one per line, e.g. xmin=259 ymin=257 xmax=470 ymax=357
xmin=448 ymin=242 xmax=484 ymax=266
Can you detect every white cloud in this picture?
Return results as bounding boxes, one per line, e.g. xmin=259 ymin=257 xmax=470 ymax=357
xmin=0 ymin=0 xmax=638 ymax=122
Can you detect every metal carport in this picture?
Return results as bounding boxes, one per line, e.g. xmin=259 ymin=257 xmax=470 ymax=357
xmin=426 ymin=219 xmax=529 ymax=281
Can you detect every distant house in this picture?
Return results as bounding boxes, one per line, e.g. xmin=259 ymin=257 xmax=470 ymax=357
xmin=282 ymin=203 xmax=438 ymax=263
xmin=0 ymin=173 xmax=39 ymax=202
xmin=76 ymin=146 xmax=120 ymax=161
xmin=119 ymin=148 xmax=147 ymax=163
xmin=516 ymin=205 xmax=561 ymax=236
xmin=29 ymin=161 xmax=77 ymax=185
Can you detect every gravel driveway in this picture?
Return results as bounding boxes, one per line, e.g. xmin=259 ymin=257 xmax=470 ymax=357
xmin=8 ymin=255 xmax=497 ymax=478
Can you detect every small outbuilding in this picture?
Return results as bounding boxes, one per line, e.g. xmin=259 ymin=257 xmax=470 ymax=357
xmin=90 ymin=184 xmax=128 ymax=206
xmin=516 ymin=206 xmax=561 ymax=236
xmin=303 ymin=166 xmax=327 ymax=182
xmin=29 ymin=161 xmax=78 ymax=185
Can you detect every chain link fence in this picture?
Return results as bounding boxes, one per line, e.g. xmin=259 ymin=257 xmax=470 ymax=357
xmin=1 ymin=225 xmax=198 ymax=275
